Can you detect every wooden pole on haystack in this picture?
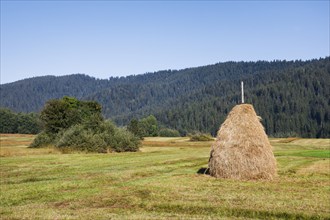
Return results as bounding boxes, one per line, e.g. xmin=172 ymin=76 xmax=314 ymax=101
xmin=241 ymin=81 xmax=244 ymax=104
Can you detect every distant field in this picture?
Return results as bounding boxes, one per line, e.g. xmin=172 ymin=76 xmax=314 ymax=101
xmin=0 ymin=134 xmax=329 ymax=219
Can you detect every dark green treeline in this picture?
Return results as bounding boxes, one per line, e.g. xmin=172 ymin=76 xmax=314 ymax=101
xmin=0 ymin=108 xmax=42 ymax=134
xmin=1 ymin=58 xmax=329 ymax=137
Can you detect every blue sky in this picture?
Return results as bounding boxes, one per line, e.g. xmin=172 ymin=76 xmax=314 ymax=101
xmin=1 ymin=1 xmax=329 ymax=84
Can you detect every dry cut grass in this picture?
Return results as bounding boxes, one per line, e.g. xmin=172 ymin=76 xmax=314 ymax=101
xmin=0 ymin=134 xmax=329 ymax=219
xmin=0 ymin=134 xmax=60 ymax=157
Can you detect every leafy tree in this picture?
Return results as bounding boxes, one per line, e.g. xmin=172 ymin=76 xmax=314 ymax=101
xmin=0 ymin=108 xmax=18 ymax=133
xmin=0 ymin=108 xmax=41 ymax=134
xmin=40 ymin=96 xmax=102 ymax=134
xmin=127 ymin=118 xmax=144 ymax=139
xmin=17 ymin=113 xmax=42 ymax=134
xmin=139 ymin=115 xmax=159 ymax=137
xmin=127 ymin=115 xmax=160 ymax=138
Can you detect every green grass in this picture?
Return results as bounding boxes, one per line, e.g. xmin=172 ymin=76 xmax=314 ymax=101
xmin=0 ymin=135 xmax=329 ymax=219
xmin=275 ymin=150 xmax=330 ymax=158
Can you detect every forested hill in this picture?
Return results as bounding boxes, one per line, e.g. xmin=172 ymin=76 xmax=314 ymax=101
xmin=0 ymin=75 xmax=110 ymax=113
xmin=1 ymin=57 xmax=329 ymax=137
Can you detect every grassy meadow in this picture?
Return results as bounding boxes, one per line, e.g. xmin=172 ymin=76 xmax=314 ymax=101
xmin=0 ymin=134 xmax=329 ymax=219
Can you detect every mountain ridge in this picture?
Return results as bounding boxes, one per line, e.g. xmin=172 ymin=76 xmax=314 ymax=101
xmin=1 ymin=58 xmax=329 ymax=137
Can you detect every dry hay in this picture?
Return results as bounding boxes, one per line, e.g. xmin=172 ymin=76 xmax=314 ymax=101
xmin=208 ymin=104 xmax=277 ymax=180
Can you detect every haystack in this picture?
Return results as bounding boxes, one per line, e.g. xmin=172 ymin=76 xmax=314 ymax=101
xmin=208 ymin=104 xmax=276 ymax=180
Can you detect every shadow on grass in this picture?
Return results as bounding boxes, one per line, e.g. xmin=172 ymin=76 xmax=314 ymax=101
xmin=197 ymin=167 xmax=210 ymax=175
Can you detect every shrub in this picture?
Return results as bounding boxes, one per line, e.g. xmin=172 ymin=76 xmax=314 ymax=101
xmin=98 ymin=120 xmax=116 ymax=136
xmin=189 ymin=132 xmax=214 ymax=141
xmin=55 ymin=125 xmax=105 ymax=152
xmin=107 ymin=128 xmax=140 ymax=152
xmin=29 ymin=131 xmax=56 ymax=148
xmin=100 ymin=121 xmax=140 ymax=152
xmin=54 ymin=122 xmax=140 ymax=153
xmin=159 ymin=128 xmax=181 ymax=137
